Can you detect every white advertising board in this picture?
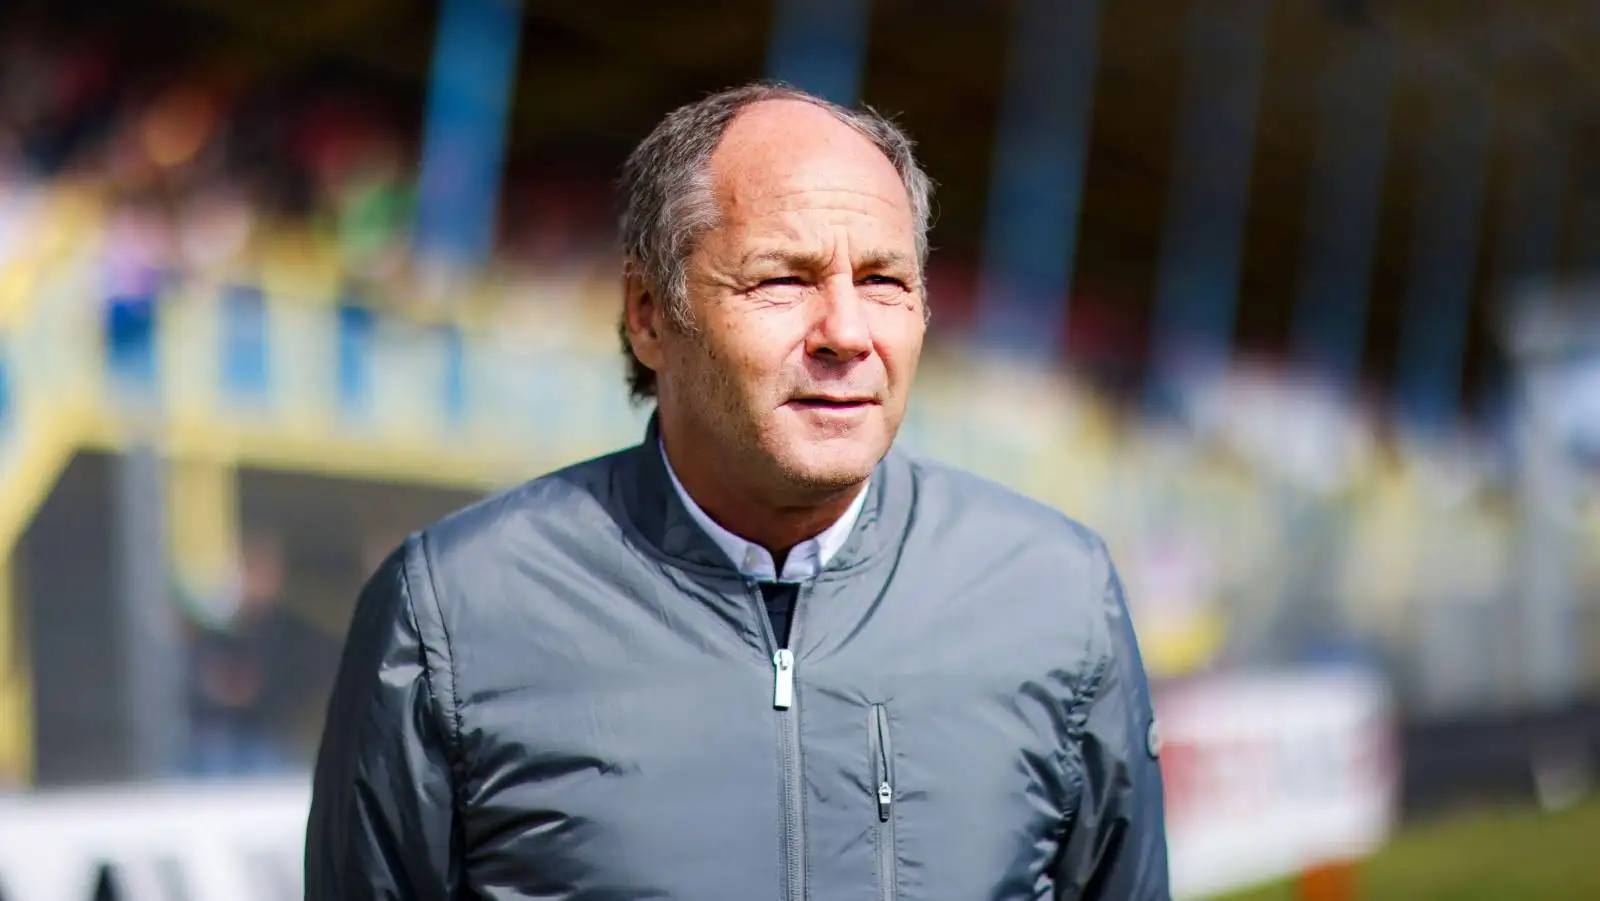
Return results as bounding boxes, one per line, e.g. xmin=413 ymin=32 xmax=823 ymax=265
xmin=0 ymin=779 xmax=307 ymax=901
xmin=0 ymin=667 xmax=1396 ymax=901
xmin=1158 ymin=666 xmax=1399 ymax=898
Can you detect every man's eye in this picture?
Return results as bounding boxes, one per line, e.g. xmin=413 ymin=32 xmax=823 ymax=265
xmin=860 ymin=275 xmax=908 ymax=289
xmin=758 ymin=276 xmax=806 ymax=288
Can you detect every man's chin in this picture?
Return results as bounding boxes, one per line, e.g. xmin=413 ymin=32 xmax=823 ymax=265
xmin=773 ymin=444 xmax=884 ymax=493
xmin=759 ymin=416 xmax=890 ymax=487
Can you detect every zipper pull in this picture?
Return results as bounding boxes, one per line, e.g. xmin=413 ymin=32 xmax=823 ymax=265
xmin=773 ymin=649 xmax=795 ymax=709
xmin=877 ymin=781 xmax=893 ymax=822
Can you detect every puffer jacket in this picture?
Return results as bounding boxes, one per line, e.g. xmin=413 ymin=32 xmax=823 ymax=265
xmin=305 ymin=417 xmax=1169 ymax=900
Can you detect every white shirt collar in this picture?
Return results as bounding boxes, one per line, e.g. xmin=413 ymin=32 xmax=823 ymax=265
xmin=660 ymin=441 xmax=867 ymax=583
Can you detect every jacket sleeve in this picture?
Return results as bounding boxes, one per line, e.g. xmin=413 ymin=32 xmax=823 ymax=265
xmin=305 ymin=539 xmax=463 ymax=900
xmin=1053 ymin=539 xmax=1171 ymax=900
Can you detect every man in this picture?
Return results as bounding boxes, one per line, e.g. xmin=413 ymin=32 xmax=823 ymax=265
xmin=306 ymin=82 xmax=1169 ymax=900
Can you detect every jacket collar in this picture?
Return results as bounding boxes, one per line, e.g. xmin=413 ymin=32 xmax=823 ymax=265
xmin=658 ymin=437 xmax=868 ymax=582
xmin=617 ymin=411 xmax=909 ymax=581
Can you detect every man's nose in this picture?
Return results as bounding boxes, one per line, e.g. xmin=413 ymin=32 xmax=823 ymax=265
xmin=806 ymin=275 xmax=873 ymax=362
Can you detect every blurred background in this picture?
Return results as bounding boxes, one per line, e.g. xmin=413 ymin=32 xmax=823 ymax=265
xmin=0 ymin=0 xmax=1597 ymax=898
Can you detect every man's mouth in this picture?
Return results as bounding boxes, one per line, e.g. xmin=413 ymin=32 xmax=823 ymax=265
xmin=788 ymin=397 xmax=876 ymax=410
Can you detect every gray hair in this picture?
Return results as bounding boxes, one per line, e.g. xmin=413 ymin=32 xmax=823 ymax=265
xmin=617 ymin=81 xmax=934 ymax=401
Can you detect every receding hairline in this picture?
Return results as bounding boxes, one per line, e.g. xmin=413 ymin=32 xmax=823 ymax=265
xmin=718 ymin=95 xmax=886 ymax=144
xmin=699 ymin=100 xmax=922 ymax=265
xmin=618 ymin=85 xmax=933 ymax=277
xmin=709 ymin=97 xmax=917 ymax=195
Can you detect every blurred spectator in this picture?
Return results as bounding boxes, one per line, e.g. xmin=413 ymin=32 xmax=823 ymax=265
xmin=180 ymin=533 xmax=295 ymax=777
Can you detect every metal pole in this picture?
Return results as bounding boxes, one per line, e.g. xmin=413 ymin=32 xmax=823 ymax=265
xmin=973 ymin=0 xmax=1104 ymax=359
xmin=414 ymin=0 xmax=524 ymax=273
xmin=112 ymin=445 xmax=187 ymax=779
xmin=1146 ymin=0 xmax=1272 ymax=417
xmin=1291 ymin=37 xmax=1395 ymax=391
xmin=1395 ymin=80 xmax=1491 ymax=434
xmin=765 ymin=0 xmax=873 ymax=104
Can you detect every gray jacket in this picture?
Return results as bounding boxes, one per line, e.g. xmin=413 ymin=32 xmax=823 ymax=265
xmin=305 ymin=418 xmax=1170 ymax=900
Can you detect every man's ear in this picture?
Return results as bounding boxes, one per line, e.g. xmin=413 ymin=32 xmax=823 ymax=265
xmin=623 ymin=263 xmax=666 ymax=374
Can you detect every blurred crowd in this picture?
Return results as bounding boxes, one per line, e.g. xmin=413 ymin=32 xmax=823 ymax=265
xmin=0 ymin=8 xmax=623 ymax=316
xmin=0 ymin=7 xmax=1155 ymax=377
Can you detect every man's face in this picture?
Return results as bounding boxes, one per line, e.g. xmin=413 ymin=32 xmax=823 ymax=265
xmin=646 ymin=101 xmax=925 ymax=497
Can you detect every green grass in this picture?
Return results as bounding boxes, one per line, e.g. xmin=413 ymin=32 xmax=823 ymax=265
xmin=1216 ymin=796 xmax=1600 ymax=901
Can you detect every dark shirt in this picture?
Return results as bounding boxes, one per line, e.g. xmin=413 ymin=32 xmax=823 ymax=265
xmin=758 ymin=582 xmax=799 ymax=649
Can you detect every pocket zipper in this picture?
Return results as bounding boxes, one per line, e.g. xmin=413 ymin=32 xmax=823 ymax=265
xmin=871 ymin=704 xmax=894 ymax=821
xmin=871 ymin=703 xmax=896 ymax=901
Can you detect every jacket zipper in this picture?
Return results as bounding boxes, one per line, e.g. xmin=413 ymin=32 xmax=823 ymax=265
xmin=870 ymin=703 xmax=896 ymax=901
xmin=773 ymin=649 xmax=795 ymax=709
xmin=750 ymin=582 xmax=808 ymax=901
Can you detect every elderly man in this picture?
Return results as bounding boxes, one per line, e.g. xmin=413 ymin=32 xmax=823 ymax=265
xmin=306 ymin=83 xmax=1168 ymax=900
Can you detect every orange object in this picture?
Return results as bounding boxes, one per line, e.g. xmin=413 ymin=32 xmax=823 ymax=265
xmin=1296 ymin=859 xmax=1361 ymax=901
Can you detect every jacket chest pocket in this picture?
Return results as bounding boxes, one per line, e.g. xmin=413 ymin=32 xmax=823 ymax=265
xmin=857 ymin=690 xmax=1074 ymax=901
xmin=870 ymin=703 xmax=898 ymax=901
